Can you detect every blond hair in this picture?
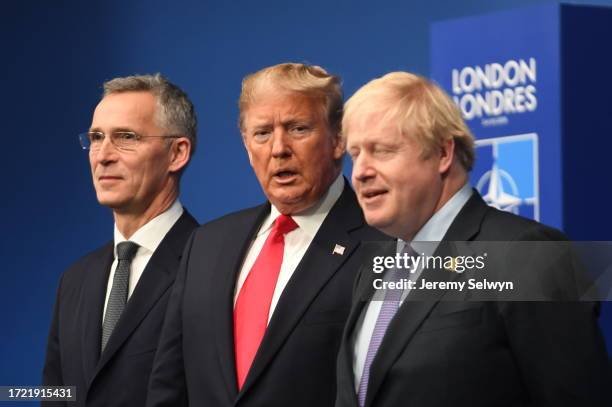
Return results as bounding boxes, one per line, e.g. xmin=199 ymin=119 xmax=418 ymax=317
xmin=239 ymin=63 xmax=343 ymax=134
xmin=343 ymin=71 xmax=474 ymax=171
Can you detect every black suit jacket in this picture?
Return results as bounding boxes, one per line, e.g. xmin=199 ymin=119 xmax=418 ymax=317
xmin=147 ymin=183 xmax=390 ymax=407
xmin=43 ymin=211 xmax=198 ymax=407
xmin=336 ymin=192 xmax=611 ymax=407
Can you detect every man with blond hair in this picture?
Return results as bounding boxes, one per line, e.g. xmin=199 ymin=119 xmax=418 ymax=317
xmin=43 ymin=74 xmax=199 ymax=407
xmin=147 ymin=63 xmax=387 ymax=407
xmin=335 ymin=71 xmax=611 ymax=407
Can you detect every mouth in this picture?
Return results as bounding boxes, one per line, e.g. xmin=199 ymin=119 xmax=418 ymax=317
xmin=360 ymin=188 xmax=388 ymax=203
xmin=272 ymin=169 xmax=299 ymax=184
xmin=98 ymin=175 xmax=122 ymax=183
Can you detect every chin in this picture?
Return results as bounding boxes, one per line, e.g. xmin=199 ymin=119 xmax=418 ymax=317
xmin=364 ymin=212 xmax=386 ymax=229
xmin=96 ymin=194 xmax=126 ymax=209
xmin=96 ymin=194 xmax=111 ymax=206
xmin=270 ymin=186 xmax=307 ymax=202
xmin=365 ymin=213 xmax=397 ymax=235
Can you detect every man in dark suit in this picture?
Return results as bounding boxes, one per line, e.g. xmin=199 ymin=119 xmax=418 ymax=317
xmin=147 ymin=63 xmax=387 ymax=407
xmin=336 ymin=71 xmax=611 ymax=406
xmin=43 ymin=74 xmax=199 ymax=407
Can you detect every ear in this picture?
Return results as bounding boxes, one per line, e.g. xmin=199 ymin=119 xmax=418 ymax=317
xmin=242 ymin=133 xmax=254 ymax=166
xmin=438 ymin=137 xmax=455 ymax=174
xmin=168 ymin=137 xmax=192 ymax=173
xmin=331 ymin=132 xmax=346 ymax=161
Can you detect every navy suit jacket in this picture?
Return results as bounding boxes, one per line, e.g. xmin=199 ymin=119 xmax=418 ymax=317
xmin=43 ymin=211 xmax=198 ymax=407
xmin=336 ymin=192 xmax=611 ymax=407
xmin=147 ymin=183 xmax=390 ymax=407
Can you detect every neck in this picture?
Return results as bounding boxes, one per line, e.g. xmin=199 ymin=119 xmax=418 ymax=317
xmin=113 ymin=187 xmax=178 ymax=239
xmin=401 ymin=165 xmax=467 ymax=242
xmin=435 ymin=171 xmax=467 ymax=214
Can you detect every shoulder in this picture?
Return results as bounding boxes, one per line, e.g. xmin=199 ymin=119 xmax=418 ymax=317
xmin=58 ymin=242 xmax=113 ymax=288
xmin=457 ymin=190 xmax=566 ymax=241
xmin=474 ymin=205 xmax=586 ymax=302
xmin=479 ymin=206 xmax=566 ymax=241
xmin=176 ymin=208 xmax=199 ymax=229
xmin=193 ymin=203 xmax=268 ymax=236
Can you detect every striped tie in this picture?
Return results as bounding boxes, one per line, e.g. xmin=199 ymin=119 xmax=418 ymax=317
xmin=357 ymin=244 xmax=414 ymax=406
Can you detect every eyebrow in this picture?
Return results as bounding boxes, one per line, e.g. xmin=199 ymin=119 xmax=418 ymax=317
xmin=88 ymin=127 xmax=136 ymax=133
xmin=249 ymin=118 xmax=311 ymax=128
xmin=282 ymin=119 xmax=311 ymax=127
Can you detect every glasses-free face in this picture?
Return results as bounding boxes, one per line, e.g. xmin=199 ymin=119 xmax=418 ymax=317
xmin=346 ymin=115 xmax=448 ymax=241
xmin=241 ymin=91 xmax=344 ymax=214
xmin=88 ymin=91 xmax=181 ymax=214
xmin=79 ymin=130 xmax=181 ymax=152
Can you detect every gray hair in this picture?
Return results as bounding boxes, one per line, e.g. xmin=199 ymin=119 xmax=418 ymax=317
xmin=103 ymin=73 xmax=198 ymax=156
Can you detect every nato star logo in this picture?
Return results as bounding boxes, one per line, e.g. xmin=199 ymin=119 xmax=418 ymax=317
xmin=471 ymin=133 xmax=540 ymax=221
xmin=477 ymin=163 xmax=522 ymax=214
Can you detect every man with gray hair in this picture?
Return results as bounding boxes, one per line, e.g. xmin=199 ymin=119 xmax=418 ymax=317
xmin=42 ymin=73 xmax=199 ymax=407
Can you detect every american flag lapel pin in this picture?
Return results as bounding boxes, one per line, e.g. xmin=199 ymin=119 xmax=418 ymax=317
xmin=333 ymin=244 xmax=346 ymax=255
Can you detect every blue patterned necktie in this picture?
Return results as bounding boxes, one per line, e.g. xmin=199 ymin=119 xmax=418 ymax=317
xmin=101 ymin=241 xmax=139 ymax=352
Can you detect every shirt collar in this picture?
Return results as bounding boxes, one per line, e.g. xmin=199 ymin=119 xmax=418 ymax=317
xmin=401 ymin=183 xmax=472 ymax=254
xmin=113 ymin=200 xmax=184 ymax=257
xmin=260 ymin=174 xmax=345 ymax=238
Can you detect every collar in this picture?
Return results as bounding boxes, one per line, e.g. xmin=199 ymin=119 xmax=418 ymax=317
xmin=403 ymin=183 xmax=472 ymax=254
xmin=113 ymin=200 xmax=184 ymax=256
xmin=259 ymin=174 xmax=345 ymax=239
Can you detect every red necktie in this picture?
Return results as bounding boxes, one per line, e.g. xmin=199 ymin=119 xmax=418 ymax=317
xmin=234 ymin=214 xmax=298 ymax=389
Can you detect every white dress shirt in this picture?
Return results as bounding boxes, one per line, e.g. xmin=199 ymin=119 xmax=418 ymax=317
xmin=233 ymin=175 xmax=344 ymax=323
xmin=102 ymin=200 xmax=184 ymax=320
xmin=352 ymin=183 xmax=473 ymax=390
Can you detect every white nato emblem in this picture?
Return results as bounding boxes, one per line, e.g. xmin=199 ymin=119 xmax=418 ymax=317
xmin=473 ymin=133 xmax=540 ymax=221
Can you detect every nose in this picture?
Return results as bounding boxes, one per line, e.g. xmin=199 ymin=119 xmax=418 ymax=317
xmin=92 ymin=136 xmax=118 ymax=165
xmin=271 ymin=128 xmax=291 ymax=158
xmin=352 ymin=152 xmax=376 ymax=184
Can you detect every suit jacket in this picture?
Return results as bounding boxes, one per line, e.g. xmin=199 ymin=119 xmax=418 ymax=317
xmin=42 ymin=211 xmax=198 ymax=407
xmin=147 ymin=183 xmax=390 ymax=407
xmin=336 ymin=191 xmax=612 ymax=407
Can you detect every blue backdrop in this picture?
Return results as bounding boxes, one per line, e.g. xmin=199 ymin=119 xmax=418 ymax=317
xmin=2 ymin=0 xmax=611 ymax=392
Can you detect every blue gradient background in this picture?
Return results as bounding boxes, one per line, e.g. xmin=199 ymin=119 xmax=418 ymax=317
xmin=1 ymin=0 xmax=610 ymax=393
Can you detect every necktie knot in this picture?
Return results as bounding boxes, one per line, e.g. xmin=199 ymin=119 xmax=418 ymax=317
xmin=273 ymin=215 xmax=298 ymax=236
xmin=116 ymin=241 xmax=139 ymax=261
xmin=402 ymin=242 xmax=417 ymax=257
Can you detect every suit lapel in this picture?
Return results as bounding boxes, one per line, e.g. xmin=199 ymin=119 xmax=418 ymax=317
xmin=364 ymin=248 xmax=460 ymax=407
xmin=237 ymin=184 xmax=364 ymax=400
xmin=363 ymin=192 xmax=489 ymax=407
xmin=212 ymin=204 xmax=270 ymax=400
xmin=80 ymin=243 xmax=113 ymax=385
xmin=92 ymin=247 xmax=175 ymax=377
xmin=90 ymin=212 xmax=197 ymax=383
xmin=441 ymin=190 xmax=489 ymax=242
xmin=338 ymin=295 xmax=370 ymax=407
xmin=337 ymin=239 xmax=394 ymax=405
